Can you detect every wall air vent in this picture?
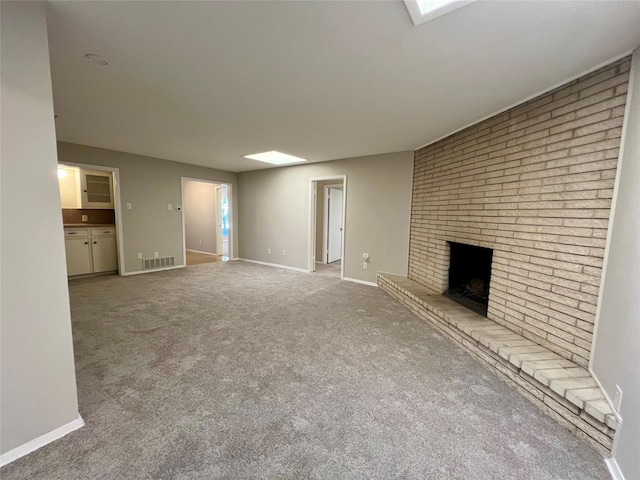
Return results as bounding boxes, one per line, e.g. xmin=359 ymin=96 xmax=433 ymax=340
xmin=143 ymin=257 xmax=175 ymax=270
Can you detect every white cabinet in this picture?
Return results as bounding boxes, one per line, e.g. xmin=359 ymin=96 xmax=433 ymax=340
xmin=64 ymin=236 xmax=92 ymax=276
xmin=80 ymin=170 xmax=114 ymax=209
xmin=64 ymin=227 xmax=118 ymax=276
xmin=58 ymin=167 xmax=114 ymax=209
xmin=91 ymin=229 xmax=118 ymax=272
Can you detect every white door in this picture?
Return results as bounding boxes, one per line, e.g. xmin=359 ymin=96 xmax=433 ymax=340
xmin=327 ymin=187 xmax=343 ymax=263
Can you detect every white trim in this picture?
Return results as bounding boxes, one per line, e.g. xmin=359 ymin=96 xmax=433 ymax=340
xmin=238 ymin=258 xmax=308 ymax=273
xmin=605 ymin=457 xmax=626 ymax=480
xmin=343 ymin=277 xmax=378 ymax=288
xmin=590 ymin=51 xmax=638 ymax=372
xmin=120 ymin=264 xmax=185 ymax=276
xmin=415 ymin=50 xmax=634 ymax=151
xmin=181 ymin=177 xmax=234 ymax=269
xmin=0 ymin=415 xmax=84 ymax=467
xmin=58 ymin=161 xmax=125 ymax=276
xmin=186 ymin=249 xmax=217 ymax=256
xmin=308 ymin=175 xmax=347 ymax=280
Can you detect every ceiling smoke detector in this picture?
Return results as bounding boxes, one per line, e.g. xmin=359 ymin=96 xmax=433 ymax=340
xmin=84 ymin=53 xmax=109 ymax=66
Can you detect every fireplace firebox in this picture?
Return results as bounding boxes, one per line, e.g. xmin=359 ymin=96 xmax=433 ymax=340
xmin=444 ymin=242 xmax=493 ymax=316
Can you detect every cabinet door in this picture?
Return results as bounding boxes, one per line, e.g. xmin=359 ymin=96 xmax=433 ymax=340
xmin=81 ymin=170 xmax=114 ymax=208
xmin=92 ymin=236 xmax=118 ymax=272
xmin=65 ymin=237 xmax=92 ymax=276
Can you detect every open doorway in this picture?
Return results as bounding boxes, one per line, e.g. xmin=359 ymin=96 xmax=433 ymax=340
xmin=58 ymin=162 xmax=124 ymax=277
xmin=181 ymin=178 xmax=231 ymax=266
xmin=309 ymin=176 xmax=346 ymax=279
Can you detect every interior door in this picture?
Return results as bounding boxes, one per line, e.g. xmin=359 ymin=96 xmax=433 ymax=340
xmin=327 ymin=187 xmax=343 ymax=263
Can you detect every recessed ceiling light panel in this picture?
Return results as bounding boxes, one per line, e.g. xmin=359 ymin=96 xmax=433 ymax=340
xmin=85 ymin=53 xmax=109 ymax=66
xmin=243 ymin=151 xmax=308 ymax=165
xmin=404 ymin=0 xmax=475 ymax=26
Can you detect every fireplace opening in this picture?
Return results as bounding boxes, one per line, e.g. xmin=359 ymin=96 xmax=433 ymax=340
xmin=444 ymin=242 xmax=493 ymax=316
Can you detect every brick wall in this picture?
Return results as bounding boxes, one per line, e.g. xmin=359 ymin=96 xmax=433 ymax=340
xmin=409 ymin=57 xmax=631 ymax=367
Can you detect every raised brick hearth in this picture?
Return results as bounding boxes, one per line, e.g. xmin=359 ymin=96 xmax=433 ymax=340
xmin=381 ymin=57 xmax=632 ymax=455
xmin=378 ymin=273 xmax=617 ymax=455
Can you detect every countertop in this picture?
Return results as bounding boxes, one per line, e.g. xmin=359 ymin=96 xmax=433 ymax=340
xmin=64 ymin=224 xmax=116 ymax=228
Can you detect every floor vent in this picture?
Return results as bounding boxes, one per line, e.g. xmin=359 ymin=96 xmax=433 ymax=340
xmin=144 ymin=257 xmax=175 ymax=270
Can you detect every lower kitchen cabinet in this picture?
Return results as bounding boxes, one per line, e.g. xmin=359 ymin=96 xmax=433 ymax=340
xmin=64 ymin=236 xmax=92 ymax=276
xmin=64 ymin=226 xmax=118 ymax=276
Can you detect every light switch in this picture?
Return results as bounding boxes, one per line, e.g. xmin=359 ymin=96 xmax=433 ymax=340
xmin=168 ymin=204 xmax=173 ymax=211
xmin=126 ymin=202 xmax=132 ymax=210
xmin=81 ymin=215 xmax=88 ymax=222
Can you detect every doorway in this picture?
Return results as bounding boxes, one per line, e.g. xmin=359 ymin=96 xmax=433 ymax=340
xmin=309 ymin=176 xmax=346 ymax=279
xmin=181 ymin=178 xmax=231 ymax=266
xmin=58 ymin=162 xmax=124 ymax=277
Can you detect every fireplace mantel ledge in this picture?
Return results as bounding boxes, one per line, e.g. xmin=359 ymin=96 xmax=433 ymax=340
xmin=377 ymin=272 xmax=617 ymax=456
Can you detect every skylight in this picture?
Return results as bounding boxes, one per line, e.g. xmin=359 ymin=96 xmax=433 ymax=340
xmin=243 ymin=151 xmax=308 ymax=165
xmin=404 ymin=0 xmax=475 ymax=26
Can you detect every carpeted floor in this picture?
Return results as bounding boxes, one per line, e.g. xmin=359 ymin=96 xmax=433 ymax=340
xmin=2 ymin=261 xmax=608 ymax=479
xmin=314 ymin=260 xmax=341 ymax=278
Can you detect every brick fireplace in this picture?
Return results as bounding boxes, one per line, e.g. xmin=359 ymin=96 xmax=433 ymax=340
xmin=408 ymin=57 xmax=630 ymax=368
xmin=379 ymin=56 xmax=631 ymax=455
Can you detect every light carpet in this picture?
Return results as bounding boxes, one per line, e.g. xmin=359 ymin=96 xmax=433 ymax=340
xmin=1 ymin=261 xmax=608 ymax=479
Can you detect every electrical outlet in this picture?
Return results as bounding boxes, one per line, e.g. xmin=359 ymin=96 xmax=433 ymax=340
xmin=199 ymin=239 xmax=202 ymax=245
xmin=363 ymin=262 xmax=368 ymax=270
xmin=168 ymin=204 xmax=173 ymax=211
xmin=267 ymin=248 xmax=271 ymax=254
xmin=126 ymin=202 xmax=132 ymax=210
xmin=81 ymin=215 xmax=88 ymax=222
xmin=282 ymin=250 xmax=286 ymax=256
xmin=137 ymin=252 xmax=142 ymax=260
xmin=614 ymin=385 xmax=623 ymax=413
xmin=154 ymin=252 xmax=159 ymax=259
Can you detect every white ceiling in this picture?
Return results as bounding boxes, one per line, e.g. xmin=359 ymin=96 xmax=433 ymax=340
xmin=46 ymin=1 xmax=640 ymax=173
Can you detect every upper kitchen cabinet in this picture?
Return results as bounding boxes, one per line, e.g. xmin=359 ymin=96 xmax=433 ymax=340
xmin=58 ymin=166 xmax=114 ymax=209
xmin=81 ymin=170 xmax=114 ymax=208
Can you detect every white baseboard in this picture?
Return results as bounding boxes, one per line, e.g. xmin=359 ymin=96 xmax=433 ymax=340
xmin=343 ymin=276 xmax=378 ymax=287
xmin=186 ymin=249 xmax=219 ymax=256
xmin=0 ymin=415 xmax=84 ymax=467
xmin=121 ymin=265 xmax=185 ymax=276
xmin=605 ymin=458 xmax=625 ymax=480
xmin=238 ymin=258 xmax=308 ymax=273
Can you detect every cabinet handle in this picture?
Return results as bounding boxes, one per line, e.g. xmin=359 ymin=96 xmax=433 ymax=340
xmin=93 ymin=241 xmax=97 ymax=244
xmin=68 ymin=232 xmax=77 ymax=235
xmin=84 ymin=242 xmax=88 ymax=245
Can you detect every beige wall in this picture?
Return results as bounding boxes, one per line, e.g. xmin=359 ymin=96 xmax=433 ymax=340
xmin=409 ymin=57 xmax=630 ymax=367
xmin=592 ymin=49 xmax=640 ymax=479
xmin=57 ymin=143 xmax=238 ymax=273
xmin=1 ymin=1 xmax=80 ymax=456
xmin=238 ymin=151 xmax=414 ymax=283
xmin=184 ymin=180 xmax=219 ymax=254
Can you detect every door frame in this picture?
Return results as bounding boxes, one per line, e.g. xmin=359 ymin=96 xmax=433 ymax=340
xmin=308 ymin=175 xmax=347 ymax=279
xmin=323 ymin=183 xmax=344 ymax=264
xmin=181 ymin=177 xmax=233 ymax=263
xmin=59 ymin=162 xmax=125 ymax=276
